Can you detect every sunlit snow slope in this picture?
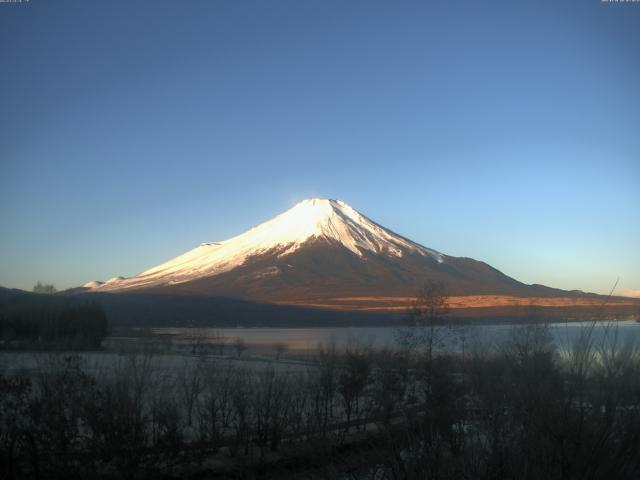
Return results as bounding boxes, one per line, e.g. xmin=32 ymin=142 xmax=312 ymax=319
xmin=87 ymin=199 xmax=443 ymax=292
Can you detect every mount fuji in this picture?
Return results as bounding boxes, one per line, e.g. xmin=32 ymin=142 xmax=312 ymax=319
xmin=82 ymin=198 xmax=571 ymax=308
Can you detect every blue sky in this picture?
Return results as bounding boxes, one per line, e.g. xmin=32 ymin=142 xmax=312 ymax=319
xmin=1 ymin=0 xmax=638 ymax=295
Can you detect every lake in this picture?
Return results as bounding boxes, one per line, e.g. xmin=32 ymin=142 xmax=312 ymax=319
xmin=150 ymin=319 xmax=640 ymax=355
xmin=3 ymin=320 xmax=639 ymax=376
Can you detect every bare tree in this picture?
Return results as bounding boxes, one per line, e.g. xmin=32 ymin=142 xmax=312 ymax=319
xmin=197 ymin=361 xmax=235 ymax=450
xmin=314 ymin=341 xmax=339 ymax=437
xmin=229 ymin=368 xmax=252 ymax=456
xmin=233 ymin=337 xmax=248 ymax=358
xmin=210 ymin=330 xmax=227 ymax=355
xmin=338 ymin=342 xmax=372 ymax=431
xmin=178 ymin=358 xmax=205 ymax=427
xmin=410 ymin=280 xmax=450 ymax=323
xmin=84 ymin=355 xmax=154 ymax=477
xmin=252 ymin=367 xmax=292 ymax=454
xmin=274 ymin=342 xmax=288 ymax=360
xmin=190 ymin=329 xmax=210 ymax=356
xmin=396 ymin=280 xmax=456 ymax=362
xmin=371 ymin=349 xmax=409 ymax=425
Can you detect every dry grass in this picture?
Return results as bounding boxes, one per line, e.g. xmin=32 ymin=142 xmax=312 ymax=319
xmin=274 ymin=294 xmax=640 ymax=316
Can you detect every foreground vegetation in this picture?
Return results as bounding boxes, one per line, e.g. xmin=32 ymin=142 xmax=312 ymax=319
xmin=1 ymin=281 xmax=638 ymax=478
xmin=1 ymin=319 xmax=639 ymax=479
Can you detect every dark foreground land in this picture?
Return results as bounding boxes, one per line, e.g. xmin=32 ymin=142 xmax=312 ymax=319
xmin=2 ymin=318 xmax=640 ymax=480
xmin=1 ymin=286 xmax=640 ymax=478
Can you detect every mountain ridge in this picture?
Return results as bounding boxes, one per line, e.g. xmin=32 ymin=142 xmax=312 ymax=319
xmin=77 ymin=198 xmax=629 ymax=316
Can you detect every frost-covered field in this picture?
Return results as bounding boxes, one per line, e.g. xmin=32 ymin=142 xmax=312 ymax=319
xmin=0 ymin=350 xmax=310 ymax=378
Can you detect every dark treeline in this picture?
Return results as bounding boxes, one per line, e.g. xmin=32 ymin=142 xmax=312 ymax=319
xmin=1 ymin=321 xmax=640 ymax=479
xmin=0 ymin=290 xmax=108 ymax=349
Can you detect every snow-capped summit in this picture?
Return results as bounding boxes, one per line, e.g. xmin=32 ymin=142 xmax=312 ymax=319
xmin=194 ymin=197 xmax=440 ymax=259
xmin=87 ymin=198 xmax=442 ymax=292
xmin=83 ymin=197 xmax=535 ymax=302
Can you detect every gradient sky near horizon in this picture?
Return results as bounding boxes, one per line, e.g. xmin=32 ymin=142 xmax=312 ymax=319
xmin=1 ymin=0 xmax=639 ymax=296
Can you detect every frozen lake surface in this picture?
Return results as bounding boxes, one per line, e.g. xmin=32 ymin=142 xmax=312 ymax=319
xmin=153 ymin=319 xmax=640 ymax=354
xmin=2 ymin=320 xmax=638 ymax=374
